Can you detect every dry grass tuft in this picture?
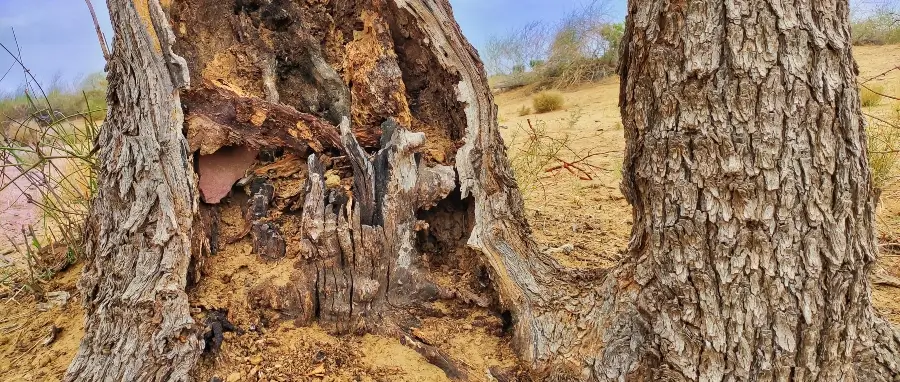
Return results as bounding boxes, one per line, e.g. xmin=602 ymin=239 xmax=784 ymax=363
xmin=1 ymin=112 xmax=99 ymax=295
xmin=868 ymin=111 xmax=900 ymax=191
xmin=517 ymin=105 xmax=532 ymax=116
xmin=861 ymin=85 xmax=885 ymax=107
xmin=506 ymin=109 xmax=606 ymax=197
xmin=532 ymin=91 xmax=564 ymax=113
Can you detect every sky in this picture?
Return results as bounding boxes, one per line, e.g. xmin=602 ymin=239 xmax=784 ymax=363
xmin=0 ymin=0 xmax=886 ymax=93
xmin=0 ymin=1 xmax=113 ymax=93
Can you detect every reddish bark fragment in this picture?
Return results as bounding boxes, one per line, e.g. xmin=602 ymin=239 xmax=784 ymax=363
xmin=198 ymin=145 xmax=258 ymax=204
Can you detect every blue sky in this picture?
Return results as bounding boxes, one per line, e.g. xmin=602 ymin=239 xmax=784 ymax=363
xmin=0 ymin=0 xmax=627 ymax=93
xmin=0 ymin=1 xmax=113 ymax=93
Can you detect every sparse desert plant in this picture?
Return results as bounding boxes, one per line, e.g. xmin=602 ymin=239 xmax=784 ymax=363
xmin=851 ymin=10 xmax=900 ymax=45
xmin=506 ymin=109 xmax=607 ymax=197
xmin=532 ymin=91 xmax=564 ymax=113
xmin=517 ymin=105 xmax=532 ymax=116
xmin=1 ymin=90 xmax=100 ymax=277
xmin=484 ymin=1 xmax=622 ymax=90
xmin=861 ymin=85 xmax=884 ymax=107
xmin=538 ymin=4 xmax=622 ymax=88
xmin=867 ymin=112 xmax=900 ymax=191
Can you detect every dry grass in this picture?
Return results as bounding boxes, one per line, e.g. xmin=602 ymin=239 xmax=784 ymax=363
xmin=861 ymin=85 xmax=885 ymax=107
xmin=1 ymin=114 xmax=99 ymax=294
xmin=532 ymin=91 xmax=565 ymax=113
xmin=506 ymin=109 xmax=606 ymax=197
xmin=868 ymin=111 xmax=900 ymax=191
xmin=517 ymin=105 xmax=532 ymax=116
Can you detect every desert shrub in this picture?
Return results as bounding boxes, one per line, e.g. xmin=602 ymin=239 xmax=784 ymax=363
xmin=868 ymin=111 xmax=900 ymax=191
xmin=852 ymin=11 xmax=900 ymax=45
xmin=483 ymin=22 xmax=551 ymax=77
xmin=861 ymin=85 xmax=884 ymax=107
xmin=532 ymin=91 xmax=564 ymax=113
xmin=517 ymin=105 xmax=532 ymax=116
xmin=540 ymin=15 xmax=623 ymax=88
xmin=484 ymin=1 xmax=622 ymax=90
xmin=506 ymin=109 xmax=602 ymax=197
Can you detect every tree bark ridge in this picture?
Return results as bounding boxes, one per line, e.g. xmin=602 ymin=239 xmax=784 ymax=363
xmin=65 ymin=0 xmax=201 ymax=381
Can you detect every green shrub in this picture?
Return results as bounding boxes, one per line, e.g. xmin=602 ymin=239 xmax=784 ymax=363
xmin=517 ymin=105 xmax=532 ymax=116
xmin=861 ymin=85 xmax=884 ymax=107
xmin=0 ymin=72 xmax=107 ymax=123
xmin=532 ymin=91 xmax=564 ymax=113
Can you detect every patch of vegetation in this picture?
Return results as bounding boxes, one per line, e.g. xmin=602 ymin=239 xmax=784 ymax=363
xmin=1 ymin=74 xmax=102 ymax=285
xmin=861 ymin=85 xmax=885 ymax=107
xmin=517 ymin=105 xmax=532 ymax=116
xmin=506 ymin=108 xmax=604 ymax=197
xmin=0 ymin=72 xmax=107 ymax=125
xmin=532 ymin=91 xmax=564 ymax=113
xmin=484 ymin=1 xmax=623 ymax=90
xmin=868 ymin=109 xmax=900 ymax=192
xmin=852 ymin=11 xmax=900 ymax=45
xmin=540 ymin=21 xmax=622 ymax=88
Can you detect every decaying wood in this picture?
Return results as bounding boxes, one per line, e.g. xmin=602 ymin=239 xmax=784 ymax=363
xmin=397 ymin=325 xmax=470 ymax=380
xmin=295 ymin=117 xmax=455 ymax=332
xmin=247 ymin=178 xmax=286 ymax=261
xmin=184 ymin=84 xmax=342 ymax=155
xmin=65 ymin=0 xmax=201 ymax=381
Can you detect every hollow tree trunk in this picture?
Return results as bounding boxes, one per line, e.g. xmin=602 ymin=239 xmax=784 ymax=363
xmin=68 ymin=0 xmax=900 ymax=381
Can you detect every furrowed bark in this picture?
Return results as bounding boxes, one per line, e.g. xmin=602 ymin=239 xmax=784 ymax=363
xmin=610 ymin=0 xmax=900 ymax=379
xmin=65 ymin=0 xmax=200 ymax=381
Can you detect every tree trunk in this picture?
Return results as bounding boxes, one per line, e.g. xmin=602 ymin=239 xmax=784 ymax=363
xmin=68 ymin=0 xmax=900 ymax=381
xmin=612 ymin=0 xmax=900 ymax=379
xmin=65 ymin=0 xmax=200 ymax=381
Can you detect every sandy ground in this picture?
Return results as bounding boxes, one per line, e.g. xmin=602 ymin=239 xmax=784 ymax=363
xmin=1 ymin=45 xmax=899 ymax=381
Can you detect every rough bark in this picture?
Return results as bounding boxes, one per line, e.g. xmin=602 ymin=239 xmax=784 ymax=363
xmin=65 ymin=0 xmax=201 ymax=381
xmin=71 ymin=0 xmax=900 ymax=381
xmin=614 ymin=0 xmax=900 ymax=379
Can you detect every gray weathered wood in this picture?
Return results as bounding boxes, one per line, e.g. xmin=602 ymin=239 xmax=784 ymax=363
xmin=65 ymin=0 xmax=201 ymax=381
